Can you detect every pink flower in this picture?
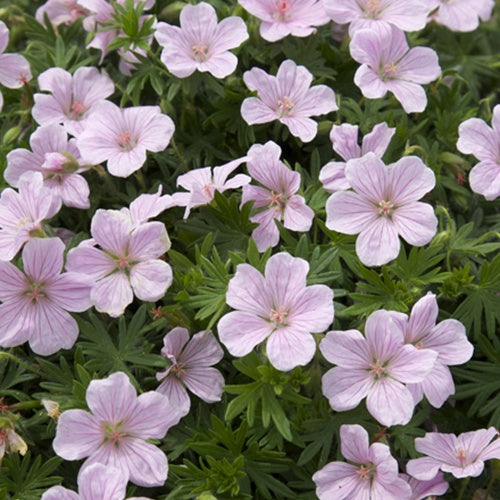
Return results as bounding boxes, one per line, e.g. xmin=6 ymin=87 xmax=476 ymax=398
xmin=41 ymin=463 xmax=151 ymax=500
xmin=156 ymin=328 xmax=224 ymax=417
xmin=0 ymin=237 xmax=91 ymax=356
xmin=427 ymin=0 xmax=494 ymax=32
xmin=241 ymin=141 xmax=314 ymax=251
xmin=217 ymin=252 xmax=334 ymax=371
xmin=324 ymin=0 xmax=429 ymax=36
xmin=350 ymin=24 xmax=441 ymax=113
xmin=399 ymin=472 xmax=449 ymax=500
xmin=320 ymin=122 xmax=395 ymax=193
xmin=392 ymin=292 xmax=473 ymax=408
xmin=313 ymin=424 xmax=412 ymax=499
xmin=319 ymin=310 xmax=437 ymax=426
xmin=326 ymin=152 xmax=437 ymax=266
xmin=36 ymin=0 xmax=88 ymax=27
xmin=66 ymin=209 xmax=173 ymax=317
xmin=0 ymin=21 xmax=32 ymax=111
xmin=241 ymin=59 xmax=337 ymax=142
xmin=5 ymin=124 xmax=92 ymax=210
xmin=238 ymin=0 xmax=329 ymax=42
xmin=52 ymin=371 xmax=183 ymax=487
xmin=407 ymin=427 xmax=500 ymax=480
xmin=122 ymin=186 xmax=175 ymax=228
xmin=0 ymin=171 xmax=60 ymax=261
xmin=155 ymin=2 xmax=248 ymax=79
xmin=77 ymin=101 xmax=175 ymax=177
xmin=32 ymin=66 xmax=114 ymax=137
xmin=457 ymin=104 xmax=500 ymax=200
xmin=173 ymin=157 xmax=250 ymax=218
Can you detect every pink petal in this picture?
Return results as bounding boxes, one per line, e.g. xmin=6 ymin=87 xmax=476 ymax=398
xmin=356 ymin=217 xmax=400 ymax=266
xmin=59 ymin=174 xmax=90 ymax=209
xmin=179 ymin=2 xmax=218 ymax=38
xmin=319 ymin=161 xmax=350 ymax=193
xmin=319 ymin=329 xmax=371 ymax=368
xmin=321 ymin=366 xmax=371 ymax=411
xmin=157 ymin=375 xmax=190 ymax=417
xmin=406 ymin=457 xmax=443 ymax=481
xmin=22 ymin=237 xmax=64 ymax=282
xmin=200 ymin=52 xmax=238 ymax=78
xmin=354 ymin=64 xmax=387 ymax=99
xmin=292 ymin=85 xmax=337 ymax=117
xmin=397 ymin=47 xmax=441 ymax=84
xmin=91 ymin=272 xmax=133 ymax=317
xmin=330 ymin=123 xmax=361 ymax=161
xmin=392 ymin=202 xmax=437 ymax=246
xmin=243 ymin=67 xmax=280 ymax=107
xmin=385 ymin=79 xmax=428 ymax=113
xmin=370 ymin=475 xmax=412 ymax=499
xmin=41 ymin=486 xmax=79 ymax=500
xmin=0 ymin=261 xmax=27 ymax=300
xmin=361 ymin=122 xmax=396 ymax=157
xmin=0 ymin=297 xmax=32 ymax=348
xmin=288 ymin=284 xmax=334 ymax=333
xmin=72 ymin=66 xmax=114 ymax=108
xmin=106 ymin=147 xmax=148 ymax=178
xmin=182 ymin=366 xmax=224 ymax=403
xmin=259 ymin=21 xmax=294 ymax=42
xmin=212 ymin=16 xmax=248 ymax=52
xmin=425 ymin=319 xmax=474 ymax=365
xmin=66 ymin=246 xmax=116 ymax=280
xmin=0 ymin=21 xmax=8 ymax=53
xmin=325 ymin=191 xmax=378 ymax=234
xmin=276 ymin=60 xmax=312 ymax=99
xmin=280 ymin=115 xmax=318 ymax=142
xmin=130 ymin=259 xmax=172 ymax=302
xmin=266 ymin=328 xmax=316 ymax=371
xmin=0 ymin=53 xmax=31 ymax=89
xmin=128 ymin=221 xmax=170 ymax=261
xmin=409 ymin=362 xmax=455 ymax=408
xmin=283 ymin=195 xmax=313 ymax=232
xmin=161 ymin=327 xmax=190 ymax=361
xmin=389 ymin=156 xmax=436 ymax=205
xmin=181 ymin=330 xmax=224 ymax=367
xmin=91 ymin=209 xmax=132 ymax=256
xmin=389 ymin=344 xmax=438 ymax=383
xmin=77 ymin=463 xmax=128 ymax=500
xmin=340 ymin=424 xmax=370 ymax=463
xmin=469 ymin=160 xmax=500 ymax=200
xmin=312 ymin=461 xmax=363 ymax=500
xmin=345 ymin=153 xmax=389 ymax=202
xmin=365 ymin=309 xmax=404 ymax=359
xmin=406 ymin=292 xmax=438 ymax=344
xmin=241 ymin=97 xmax=278 ymax=125
xmin=45 ymin=273 xmax=92 ymax=312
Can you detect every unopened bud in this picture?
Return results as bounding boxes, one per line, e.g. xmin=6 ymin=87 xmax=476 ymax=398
xmin=2 ymin=126 xmax=21 ymax=146
xmin=41 ymin=399 xmax=60 ymax=420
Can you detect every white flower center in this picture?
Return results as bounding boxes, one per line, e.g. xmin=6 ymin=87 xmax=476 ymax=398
xmin=276 ymin=96 xmax=294 ymax=117
xmin=192 ymin=43 xmax=209 ymax=62
xmin=69 ymin=100 xmax=88 ymax=119
xmin=270 ymin=306 xmax=288 ymax=326
xmin=117 ymin=131 xmax=136 ymax=151
xmin=364 ymin=0 xmax=382 ymax=18
xmin=273 ymin=0 xmax=291 ymax=21
xmin=377 ymin=200 xmax=394 ymax=217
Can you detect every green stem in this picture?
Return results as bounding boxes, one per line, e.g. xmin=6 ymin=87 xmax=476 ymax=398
xmin=457 ymin=477 xmax=470 ymax=500
xmin=10 ymin=400 xmax=41 ymax=411
xmin=171 ymin=137 xmax=189 ymax=172
xmin=484 ymin=474 xmax=496 ymax=499
xmin=0 ymin=352 xmax=42 ymax=376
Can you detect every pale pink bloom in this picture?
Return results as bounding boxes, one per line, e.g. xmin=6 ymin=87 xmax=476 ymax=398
xmin=5 ymin=124 xmax=92 ymax=210
xmin=241 ymin=59 xmax=337 ymax=142
xmin=77 ymin=101 xmax=175 ymax=177
xmin=426 ymin=0 xmax=494 ymax=32
xmin=350 ymin=24 xmax=441 ymax=113
xmin=238 ymin=0 xmax=329 ymax=42
xmin=0 ymin=171 xmax=60 ymax=261
xmin=457 ymin=104 xmax=500 ymax=200
xmin=320 ymin=310 xmax=437 ymax=426
xmin=399 ymin=472 xmax=449 ymax=500
xmin=320 ymin=122 xmax=395 ymax=193
xmin=155 ymin=2 xmax=248 ymax=79
xmin=32 ymin=66 xmax=114 ymax=137
xmin=66 ymin=209 xmax=173 ymax=317
xmin=121 ymin=186 xmax=175 ymax=228
xmin=390 ymin=293 xmax=473 ymax=408
xmin=241 ymin=141 xmax=314 ymax=251
xmin=52 ymin=372 xmax=183 ymax=487
xmin=313 ymin=424 xmax=412 ymax=499
xmin=324 ymin=0 xmax=428 ymax=36
xmin=0 ymin=21 xmax=32 ymax=111
xmin=326 ymin=153 xmax=437 ymax=266
xmin=174 ymin=158 xmax=250 ymax=219
xmin=407 ymin=427 xmax=500 ymax=480
xmin=156 ymin=328 xmax=224 ymax=417
xmin=36 ymin=0 xmax=88 ymax=27
xmin=0 ymin=237 xmax=91 ymax=355
xmin=218 ymin=252 xmax=334 ymax=371
xmin=42 ymin=463 xmax=151 ymax=500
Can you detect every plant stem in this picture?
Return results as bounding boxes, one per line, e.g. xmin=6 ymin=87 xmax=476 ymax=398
xmin=0 ymin=352 xmax=42 ymax=376
xmin=457 ymin=477 xmax=470 ymax=500
xmin=171 ymin=137 xmax=189 ymax=172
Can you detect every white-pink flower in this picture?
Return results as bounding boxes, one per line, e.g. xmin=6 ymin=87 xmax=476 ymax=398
xmin=313 ymin=424 xmax=412 ymax=499
xmin=0 ymin=171 xmax=60 ymax=261
xmin=407 ymin=427 xmax=500 ymax=480
xmin=53 ymin=371 xmax=183 ymax=487
xmin=66 ymin=209 xmax=173 ymax=317
xmin=0 ymin=237 xmax=91 ymax=355
xmin=155 ymin=2 xmax=248 ymax=79
xmin=5 ymin=124 xmax=92 ymax=210
xmin=399 ymin=472 xmax=449 ymax=500
xmin=238 ymin=0 xmax=329 ymax=42
xmin=32 ymin=66 xmax=114 ymax=137
xmin=326 ymin=152 xmax=438 ymax=267
xmin=173 ymin=158 xmax=250 ymax=219
xmin=156 ymin=328 xmax=224 ymax=417
xmin=457 ymin=104 xmax=500 ymax=200
xmin=350 ymin=24 xmax=441 ymax=113
xmin=320 ymin=122 xmax=395 ymax=193
xmin=427 ymin=0 xmax=494 ymax=32
xmin=320 ymin=310 xmax=437 ymax=426
xmin=241 ymin=141 xmax=314 ymax=251
xmin=0 ymin=21 xmax=32 ymax=111
xmin=217 ymin=252 xmax=334 ymax=371
xmin=241 ymin=59 xmax=337 ymax=142
xmin=36 ymin=0 xmax=88 ymax=27
xmin=77 ymin=101 xmax=175 ymax=177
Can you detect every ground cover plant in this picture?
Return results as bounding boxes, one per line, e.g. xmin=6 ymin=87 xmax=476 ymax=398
xmin=0 ymin=0 xmax=499 ymax=498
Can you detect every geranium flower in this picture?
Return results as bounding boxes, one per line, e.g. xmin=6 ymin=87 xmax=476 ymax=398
xmin=242 ymin=141 xmax=314 ymax=251
xmin=32 ymin=66 xmax=114 ymax=137
xmin=426 ymin=0 xmax=494 ymax=32
xmin=77 ymin=101 xmax=175 ymax=177
xmin=52 ymin=372 xmax=183 ymax=487
xmin=36 ymin=0 xmax=88 ymax=27
xmin=173 ymin=158 xmax=250 ymax=218
xmin=399 ymin=472 xmax=449 ymax=500
xmin=155 ymin=2 xmax=249 ymax=79
xmin=350 ymin=24 xmax=441 ymax=113
xmin=241 ymin=59 xmax=337 ymax=142
xmin=0 ymin=21 xmax=32 ymax=111
xmin=0 ymin=171 xmax=60 ymax=261
xmin=313 ymin=424 xmax=412 ymax=499
xmin=407 ymin=427 xmax=500 ymax=479
xmin=66 ymin=209 xmax=172 ymax=317
xmin=156 ymin=328 xmax=224 ymax=417
xmin=320 ymin=122 xmax=395 ymax=193
xmin=238 ymin=0 xmax=329 ymax=42
xmin=217 ymin=252 xmax=334 ymax=371
xmin=326 ymin=152 xmax=437 ymax=266
xmin=457 ymin=104 xmax=500 ymax=200
xmin=0 ymin=237 xmax=91 ymax=355
xmin=5 ymin=124 xmax=92 ymax=210
xmin=323 ymin=0 xmax=429 ymax=35
xmin=319 ymin=310 xmax=437 ymax=426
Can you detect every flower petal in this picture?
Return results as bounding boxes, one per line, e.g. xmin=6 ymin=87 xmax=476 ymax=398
xmin=91 ymin=272 xmax=133 ymax=317
xmin=321 ymin=367 xmax=371 ymax=412
xmin=130 ymin=260 xmax=172 ymax=302
xmin=182 ymin=366 xmax=225 ymax=403
xmin=181 ymin=330 xmax=224 ymax=367
xmin=266 ymin=328 xmax=316 ymax=371
xmin=356 ymin=217 xmax=400 ymax=266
